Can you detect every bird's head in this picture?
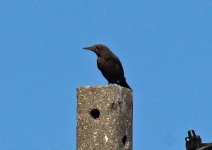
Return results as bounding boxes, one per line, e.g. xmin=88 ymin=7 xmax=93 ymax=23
xmin=83 ymin=44 xmax=110 ymax=57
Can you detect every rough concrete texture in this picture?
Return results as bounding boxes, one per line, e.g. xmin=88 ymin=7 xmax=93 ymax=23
xmin=77 ymin=85 xmax=133 ymax=150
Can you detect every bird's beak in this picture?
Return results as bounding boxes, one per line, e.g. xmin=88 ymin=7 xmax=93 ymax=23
xmin=83 ymin=46 xmax=94 ymax=51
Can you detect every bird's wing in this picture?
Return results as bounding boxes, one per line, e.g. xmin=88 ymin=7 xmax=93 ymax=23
xmin=111 ymin=55 xmax=124 ymax=75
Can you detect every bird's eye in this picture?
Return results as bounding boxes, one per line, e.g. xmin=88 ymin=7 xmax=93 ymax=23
xmin=96 ymin=46 xmax=100 ymax=50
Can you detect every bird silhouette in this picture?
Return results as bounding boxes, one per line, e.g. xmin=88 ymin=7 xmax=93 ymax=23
xmin=83 ymin=44 xmax=132 ymax=91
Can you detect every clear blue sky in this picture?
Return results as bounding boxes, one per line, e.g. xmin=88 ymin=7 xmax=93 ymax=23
xmin=0 ymin=1 xmax=211 ymax=150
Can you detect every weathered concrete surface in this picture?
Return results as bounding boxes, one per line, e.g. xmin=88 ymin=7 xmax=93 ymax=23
xmin=77 ymin=85 xmax=133 ymax=150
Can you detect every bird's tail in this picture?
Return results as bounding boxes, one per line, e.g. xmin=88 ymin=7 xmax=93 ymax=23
xmin=119 ymin=77 xmax=132 ymax=91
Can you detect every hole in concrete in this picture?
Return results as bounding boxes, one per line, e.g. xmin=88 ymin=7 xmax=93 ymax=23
xmin=122 ymin=135 xmax=127 ymax=145
xmin=90 ymin=109 xmax=100 ymax=119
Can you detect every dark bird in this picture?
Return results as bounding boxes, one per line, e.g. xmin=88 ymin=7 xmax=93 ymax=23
xmin=83 ymin=44 xmax=132 ymax=91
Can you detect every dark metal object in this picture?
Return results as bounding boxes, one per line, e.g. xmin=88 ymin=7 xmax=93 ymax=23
xmin=185 ymin=130 xmax=212 ymax=150
xmin=185 ymin=130 xmax=202 ymax=150
xmin=197 ymin=144 xmax=212 ymax=150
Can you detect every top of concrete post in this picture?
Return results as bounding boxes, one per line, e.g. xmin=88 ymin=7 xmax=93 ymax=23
xmin=76 ymin=85 xmax=133 ymax=150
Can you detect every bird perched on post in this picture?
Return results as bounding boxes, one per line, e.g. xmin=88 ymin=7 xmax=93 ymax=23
xmin=83 ymin=44 xmax=132 ymax=91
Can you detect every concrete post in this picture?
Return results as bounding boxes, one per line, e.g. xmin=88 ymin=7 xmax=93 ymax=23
xmin=77 ymin=85 xmax=133 ymax=150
